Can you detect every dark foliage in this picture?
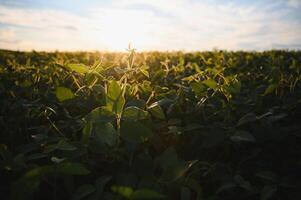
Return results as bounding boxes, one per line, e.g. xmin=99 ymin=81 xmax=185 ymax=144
xmin=0 ymin=49 xmax=301 ymax=200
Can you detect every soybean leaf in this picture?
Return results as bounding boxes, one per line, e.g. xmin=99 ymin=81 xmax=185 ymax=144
xmin=263 ymin=84 xmax=277 ymax=96
xmin=121 ymin=121 xmax=152 ymax=143
xmin=106 ymin=80 xmax=125 ymax=115
xmin=82 ymin=122 xmax=92 ymax=145
xmin=57 ymin=162 xmax=90 ymax=175
xmin=226 ymin=81 xmax=241 ymax=94
xmin=202 ymin=79 xmax=217 ymax=89
xmin=230 ymin=130 xmax=256 ymax=142
xmin=148 ymin=102 xmax=165 ymax=120
xmin=57 ymin=139 xmax=77 ymax=151
xmin=237 ymin=113 xmax=257 ymax=126
xmin=86 ymin=106 xmax=115 ymax=123
xmin=55 ymin=87 xmax=75 ymax=102
xmin=111 ymin=186 xmax=134 ymax=199
xmin=67 ymin=64 xmax=89 ymax=74
xmin=190 ymin=82 xmax=206 ymax=96
xmin=94 ymin=122 xmax=117 ymax=146
xmin=51 ymin=157 xmax=65 ymax=164
xmin=131 ymin=189 xmax=165 ymax=199
xmin=140 ymin=66 xmax=149 ymax=78
xmin=122 ymin=106 xmax=149 ymax=121
xmin=24 ymin=165 xmax=54 ymax=178
xmin=155 ymin=147 xmax=187 ymax=181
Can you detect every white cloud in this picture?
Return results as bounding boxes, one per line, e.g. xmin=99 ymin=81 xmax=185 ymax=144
xmin=0 ymin=0 xmax=300 ymax=51
xmin=0 ymin=28 xmax=15 ymax=40
xmin=287 ymin=0 xmax=301 ymax=8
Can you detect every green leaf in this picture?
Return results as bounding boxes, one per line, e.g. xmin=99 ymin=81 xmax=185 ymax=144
xmin=190 ymin=82 xmax=206 ymax=96
xmin=51 ymin=157 xmax=65 ymax=164
xmin=230 ymin=130 xmax=256 ymax=142
xmin=57 ymin=162 xmax=90 ymax=175
xmin=44 ymin=144 xmax=58 ymax=153
xmin=263 ymin=84 xmax=277 ymax=96
xmin=67 ymin=63 xmax=89 ymax=74
xmin=140 ymin=66 xmax=149 ymax=78
xmin=226 ymin=81 xmax=241 ymax=94
xmin=268 ymin=113 xmax=287 ymax=122
xmin=148 ymin=102 xmax=165 ymax=120
xmin=83 ymin=107 xmax=117 ymax=146
xmin=24 ymin=165 xmax=54 ymax=178
xmin=202 ymin=79 xmax=217 ymax=89
xmin=155 ymin=147 xmax=188 ymax=181
xmin=237 ymin=113 xmax=257 ymax=126
xmin=168 ymin=126 xmax=182 ymax=135
xmin=20 ymin=80 xmax=32 ymax=87
xmin=72 ymin=184 xmax=95 ymax=200
xmin=131 ymin=189 xmax=165 ymax=199
xmin=86 ymin=106 xmax=115 ymax=123
xmin=26 ymin=153 xmax=47 ymax=161
xmin=121 ymin=121 xmax=152 ymax=143
xmin=57 ymin=139 xmax=77 ymax=151
xmin=44 ymin=140 xmax=77 ymax=153
xmin=111 ymin=186 xmax=134 ymax=199
xmin=94 ymin=122 xmax=117 ymax=146
xmin=82 ymin=122 xmax=92 ymax=145
xmin=55 ymin=86 xmax=75 ymax=102
xmin=140 ymin=81 xmax=153 ymax=94
xmin=106 ymin=80 xmax=125 ymax=115
xmin=122 ymin=106 xmax=149 ymax=121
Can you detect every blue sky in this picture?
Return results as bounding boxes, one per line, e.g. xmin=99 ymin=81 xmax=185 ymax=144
xmin=0 ymin=0 xmax=301 ymax=51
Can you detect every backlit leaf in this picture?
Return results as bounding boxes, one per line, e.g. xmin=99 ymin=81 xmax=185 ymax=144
xmin=67 ymin=63 xmax=89 ymax=74
xmin=202 ymin=79 xmax=217 ymax=89
xmin=131 ymin=189 xmax=165 ymax=199
xmin=122 ymin=106 xmax=148 ymax=121
xmin=148 ymin=102 xmax=165 ymax=120
xmin=111 ymin=186 xmax=134 ymax=198
xmin=263 ymin=84 xmax=277 ymax=96
xmin=106 ymin=80 xmax=125 ymax=115
xmin=55 ymin=86 xmax=75 ymax=102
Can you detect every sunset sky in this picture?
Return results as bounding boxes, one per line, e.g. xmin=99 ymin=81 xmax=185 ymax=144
xmin=0 ymin=0 xmax=301 ymax=51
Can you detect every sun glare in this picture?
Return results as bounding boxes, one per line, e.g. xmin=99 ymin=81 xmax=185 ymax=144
xmin=96 ymin=9 xmax=155 ymax=51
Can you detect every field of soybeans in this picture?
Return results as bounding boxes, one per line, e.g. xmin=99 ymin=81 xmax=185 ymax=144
xmin=0 ymin=49 xmax=301 ymax=200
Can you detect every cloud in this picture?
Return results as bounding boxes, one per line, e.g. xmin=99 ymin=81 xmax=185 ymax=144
xmin=272 ymin=43 xmax=301 ymax=49
xmin=59 ymin=25 xmax=78 ymax=31
xmin=0 ymin=28 xmax=20 ymax=45
xmin=287 ymin=0 xmax=301 ymax=8
xmin=0 ymin=0 xmax=300 ymax=51
xmin=0 ymin=6 xmax=88 ymax=30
